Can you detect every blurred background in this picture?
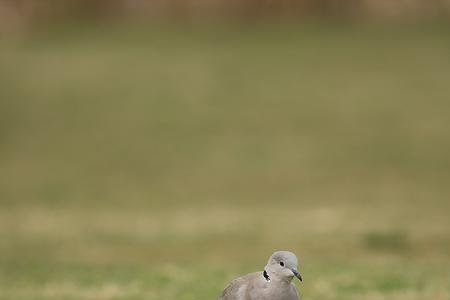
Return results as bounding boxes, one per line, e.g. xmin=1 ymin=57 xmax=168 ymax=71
xmin=1 ymin=1 xmax=450 ymax=300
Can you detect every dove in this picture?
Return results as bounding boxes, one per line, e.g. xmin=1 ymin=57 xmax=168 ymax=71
xmin=219 ymin=251 xmax=303 ymax=300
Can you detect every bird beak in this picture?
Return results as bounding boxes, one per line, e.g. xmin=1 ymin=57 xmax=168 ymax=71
xmin=291 ymin=269 xmax=303 ymax=282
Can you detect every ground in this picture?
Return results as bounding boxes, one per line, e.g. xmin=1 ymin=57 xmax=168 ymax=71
xmin=0 ymin=21 xmax=449 ymax=300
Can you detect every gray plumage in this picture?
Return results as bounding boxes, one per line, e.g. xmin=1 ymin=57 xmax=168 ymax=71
xmin=219 ymin=251 xmax=302 ymax=300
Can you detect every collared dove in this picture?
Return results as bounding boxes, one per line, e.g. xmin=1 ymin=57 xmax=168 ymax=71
xmin=219 ymin=251 xmax=303 ymax=300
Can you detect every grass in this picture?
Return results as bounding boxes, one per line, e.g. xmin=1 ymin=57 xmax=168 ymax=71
xmin=0 ymin=21 xmax=450 ymax=300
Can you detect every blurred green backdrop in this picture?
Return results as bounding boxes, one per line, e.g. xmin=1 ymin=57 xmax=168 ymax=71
xmin=0 ymin=20 xmax=450 ymax=300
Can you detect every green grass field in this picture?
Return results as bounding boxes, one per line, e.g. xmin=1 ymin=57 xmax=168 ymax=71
xmin=1 ymin=22 xmax=450 ymax=300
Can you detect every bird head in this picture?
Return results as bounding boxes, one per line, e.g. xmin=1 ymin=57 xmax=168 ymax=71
xmin=264 ymin=251 xmax=303 ymax=283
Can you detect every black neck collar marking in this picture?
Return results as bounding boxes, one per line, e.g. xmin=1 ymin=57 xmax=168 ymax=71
xmin=263 ymin=270 xmax=270 ymax=281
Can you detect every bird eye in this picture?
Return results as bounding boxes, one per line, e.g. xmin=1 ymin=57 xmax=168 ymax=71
xmin=279 ymin=262 xmax=284 ymax=266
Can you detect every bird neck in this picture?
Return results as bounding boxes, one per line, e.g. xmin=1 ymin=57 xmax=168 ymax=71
xmin=263 ymin=269 xmax=270 ymax=281
xmin=263 ymin=269 xmax=293 ymax=285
